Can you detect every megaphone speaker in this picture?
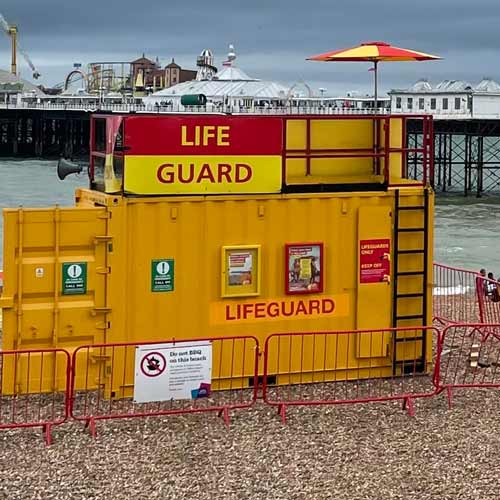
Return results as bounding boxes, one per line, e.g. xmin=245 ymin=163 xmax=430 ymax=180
xmin=57 ymin=158 xmax=83 ymax=180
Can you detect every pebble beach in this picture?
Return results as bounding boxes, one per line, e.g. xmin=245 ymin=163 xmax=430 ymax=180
xmin=1 ymin=391 xmax=500 ymax=500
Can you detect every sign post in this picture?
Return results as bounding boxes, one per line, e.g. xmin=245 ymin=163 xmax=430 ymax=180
xmin=62 ymin=262 xmax=87 ymax=295
xmin=151 ymin=259 xmax=174 ymax=292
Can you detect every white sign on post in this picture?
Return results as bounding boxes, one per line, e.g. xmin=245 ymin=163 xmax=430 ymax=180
xmin=134 ymin=341 xmax=212 ymax=403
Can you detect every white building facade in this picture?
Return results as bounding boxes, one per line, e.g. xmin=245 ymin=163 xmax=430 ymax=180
xmin=390 ymin=79 xmax=500 ymax=119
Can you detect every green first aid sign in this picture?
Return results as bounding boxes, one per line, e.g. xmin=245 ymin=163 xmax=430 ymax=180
xmin=151 ymin=259 xmax=174 ymax=292
xmin=62 ymin=262 xmax=87 ymax=295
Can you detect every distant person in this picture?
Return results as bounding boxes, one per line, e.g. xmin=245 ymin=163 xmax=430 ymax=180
xmin=487 ymin=272 xmax=496 ymax=297
xmin=476 ymin=268 xmax=487 ymax=297
xmin=487 ymin=272 xmax=500 ymax=302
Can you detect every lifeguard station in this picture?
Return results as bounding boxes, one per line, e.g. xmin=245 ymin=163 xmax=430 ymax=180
xmin=0 ymin=111 xmax=434 ymax=395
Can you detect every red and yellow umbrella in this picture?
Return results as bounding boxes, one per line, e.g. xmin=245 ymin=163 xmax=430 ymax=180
xmin=308 ymin=41 xmax=441 ymax=107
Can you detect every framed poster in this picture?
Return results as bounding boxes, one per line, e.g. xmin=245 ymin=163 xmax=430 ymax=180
xmin=221 ymin=245 xmax=261 ymax=297
xmin=285 ymin=243 xmax=324 ymax=295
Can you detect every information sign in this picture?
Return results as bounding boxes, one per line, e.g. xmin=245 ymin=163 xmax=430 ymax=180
xmin=62 ymin=262 xmax=87 ymax=295
xmin=359 ymin=239 xmax=391 ymax=283
xmin=134 ymin=341 xmax=212 ymax=403
xmin=151 ymin=259 xmax=174 ymax=292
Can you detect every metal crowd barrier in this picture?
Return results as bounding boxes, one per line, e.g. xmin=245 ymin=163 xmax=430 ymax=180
xmin=433 ymin=263 xmax=483 ymax=324
xmin=70 ymin=336 xmax=259 ymax=437
xmin=5 ymin=321 xmax=500 ymax=444
xmin=478 ymin=277 xmax=500 ymax=324
xmin=262 ymin=327 xmax=439 ymax=422
xmin=0 ymin=348 xmax=71 ymax=445
xmin=436 ymin=323 xmax=500 ymax=408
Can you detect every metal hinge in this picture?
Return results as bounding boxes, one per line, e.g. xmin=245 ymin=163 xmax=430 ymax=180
xmin=92 ymin=307 xmax=111 ymax=314
xmin=96 ymin=266 xmax=111 ymax=275
xmin=95 ymin=321 xmax=111 ymax=330
xmin=94 ymin=235 xmax=113 ymax=245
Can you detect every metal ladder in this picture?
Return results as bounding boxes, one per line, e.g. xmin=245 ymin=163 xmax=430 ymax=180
xmin=392 ymin=188 xmax=429 ymax=374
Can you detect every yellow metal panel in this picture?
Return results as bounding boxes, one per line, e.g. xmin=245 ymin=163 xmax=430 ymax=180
xmin=284 ymin=117 xmax=407 ymax=185
xmin=356 ymin=206 xmax=392 ymax=358
xmin=388 ymin=118 xmax=403 ymax=179
xmin=285 ymin=120 xmax=307 ymax=150
xmin=117 ymin=194 xmax=370 ymax=346
xmin=310 ymin=157 xmax=373 ymax=178
xmin=104 ymin=192 xmax=403 ymax=387
xmin=310 ymin=119 xmax=373 ymax=150
xmin=285 ymin=158 xmax=307 ymax=178
xmin=1 ymin=185 xmax=434 ymax=394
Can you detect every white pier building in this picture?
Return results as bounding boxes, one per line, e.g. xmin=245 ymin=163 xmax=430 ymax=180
xmin=390 ymin=79 xmax=500 ymax=119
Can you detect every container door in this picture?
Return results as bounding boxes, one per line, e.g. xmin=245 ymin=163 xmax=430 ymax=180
xmin=0 ymin=205 xmax=110 ymax=393
xmin=356 ymin=206 xmax=392 ymax=358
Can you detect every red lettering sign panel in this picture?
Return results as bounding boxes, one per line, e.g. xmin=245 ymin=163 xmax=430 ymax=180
xmin=359 ymin=239 xmax=391 ymax=284
xmin=224 ymin=298 xmax=335 ymax=321
xmin=124 ymin=115 xmax=283 ymax=155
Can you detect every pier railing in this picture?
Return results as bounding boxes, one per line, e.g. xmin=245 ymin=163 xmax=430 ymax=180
xmin=0 ymin=101 xmax=392 ymax=115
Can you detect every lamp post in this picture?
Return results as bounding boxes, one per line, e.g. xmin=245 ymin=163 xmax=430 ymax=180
xmin=319 ymin=87 xmax=326 ymax=109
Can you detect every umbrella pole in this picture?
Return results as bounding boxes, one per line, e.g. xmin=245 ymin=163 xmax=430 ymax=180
xmin=373 ymin=60 xmax=379 ymax=176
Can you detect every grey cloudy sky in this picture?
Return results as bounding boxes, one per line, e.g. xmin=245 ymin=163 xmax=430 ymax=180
xmin=1 ymin=0 xmax=499 ymax=95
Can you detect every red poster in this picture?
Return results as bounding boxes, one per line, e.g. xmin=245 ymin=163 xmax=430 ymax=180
xmin=285 ymin=243 xmax=324 ymax=295
xmin=359 ymin=239 xmax=391 ymax=284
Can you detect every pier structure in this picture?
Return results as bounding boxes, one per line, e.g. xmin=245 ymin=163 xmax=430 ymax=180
xmin=0 ymin=106 xmax=88 ymax=158
xmin=391 ymin=79 xmax=500 ymax=196
xmin=407 ymin=119 xmax=500 ymax=196
xmin=1 ymin=103 xmax=500 ymax=197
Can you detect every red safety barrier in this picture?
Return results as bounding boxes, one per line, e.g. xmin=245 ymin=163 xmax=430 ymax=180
xmin=437 ymin=323 xmax=500 ymax=408
xmin=433 ymin=263 xmax=483 ymax=325
xmin=262 ymin=327 xmax=439 ymax=422
xmin=478 ymin=277 xmax=500 ymax=324
xmin=0 ymin=348 xmax=71 ymax=445
xmin=70 ymin=336 xmax=259 ymax=436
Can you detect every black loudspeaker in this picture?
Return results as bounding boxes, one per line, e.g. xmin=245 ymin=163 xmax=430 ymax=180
xmin=57 ymin=158 xmax=83 ymax=180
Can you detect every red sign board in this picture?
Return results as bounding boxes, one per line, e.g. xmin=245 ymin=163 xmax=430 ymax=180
xmin=359 ymin=239 xmax=391 ymax=283
xmin=123 ymin=115 xmax=283 ymax=155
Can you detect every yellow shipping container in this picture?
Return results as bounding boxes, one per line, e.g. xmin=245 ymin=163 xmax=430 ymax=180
xmin=0 ymin=113 xmax=435 ymax=396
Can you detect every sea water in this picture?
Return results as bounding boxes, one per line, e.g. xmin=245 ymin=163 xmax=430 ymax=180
xmin=0 ymin=159 xmax=499 ymax=275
